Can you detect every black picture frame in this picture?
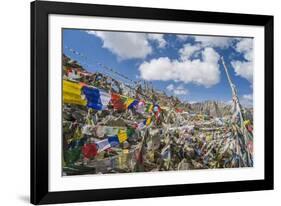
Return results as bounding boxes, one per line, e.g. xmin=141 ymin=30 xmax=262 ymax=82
xmin=31 ymin=0 xmax=274 ymax=204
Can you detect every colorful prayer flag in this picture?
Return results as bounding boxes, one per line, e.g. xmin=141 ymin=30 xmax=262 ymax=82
xmin=127 ymin=99 xmax=139 ymax=110
xmin=96 ymin=139 xmax=111 ymax=152
xmin=64 ymin=147 xmax=81 ymax=164
xmin=137 ymin=121 xmax=145 ymax=129
xmin=136 ymin=101 xmax=145 ymax=113
xmin=117 ymin=129 xmax=128 ymax=143
xmin=126 ymin=127 xmax=135 ymax=137
xmin=82 ymin=86 xmax=110 ymax=110
xmin=145 ymin=103 xmax=153 ymax=113
xmin=125 ymin=98 xmax=135 ymax=108
xmin=63 ymin=80 xmax=86 ymax=106
xmin=144 ymin=117 xmax=152 ymax=126
xmin=108 ymin=135 xmax=120 ymax=147
xmin=161 ymin=145 xmax=171 ymax=159
xmin=111 ymin=93 xmax=126 ymax=110
xmin=100 ymin=90 xmax=111 ymax=109
xmin=82 ymin=143 xmax=98 ymax=159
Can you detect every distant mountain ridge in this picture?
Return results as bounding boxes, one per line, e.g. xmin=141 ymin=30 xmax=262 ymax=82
xmin=188 ymin=100 xmax=233 ymax=117
xmin=188 ymin=100 xmax=253 ymax=120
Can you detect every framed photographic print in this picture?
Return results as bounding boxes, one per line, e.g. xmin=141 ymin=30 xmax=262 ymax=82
xmin=31 ymin=0 xmax=274 ymax=204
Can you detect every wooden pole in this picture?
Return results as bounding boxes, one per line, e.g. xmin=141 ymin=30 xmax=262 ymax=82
xmin=221 ymin=56 xmax=252 ymax=166
xmin=221 ymin=56 xmax=244 ymax=128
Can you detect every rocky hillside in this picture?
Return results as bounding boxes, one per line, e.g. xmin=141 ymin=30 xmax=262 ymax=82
xmin=188 ymin=101 xmax=232 ymax=117
xmin=189 ymin=100 xmax=253 ymax=120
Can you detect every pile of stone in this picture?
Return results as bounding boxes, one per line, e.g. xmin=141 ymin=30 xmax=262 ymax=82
xmin=62 ymin=54 xmax=253 ymax=176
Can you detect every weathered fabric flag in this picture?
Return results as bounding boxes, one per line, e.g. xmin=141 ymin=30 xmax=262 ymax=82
xmin=111 ymin=93 xmax=126 ymax=110
xmin=82 ymin=143 xmax=98 ymax=159
xmin=108 ymin=135 xmax=120 ymax=147
xmin=145 ymin=103 xmax=153 ymax=113
xmin=82 ymin=86 xmax=110 ymax=110
xmin=117 ymin=129 xmax=128 ymax=143
xmin=96 ymin=139 xmax=111 ymax=152
xmin=63 ymin=80 xmax=86 ymax=106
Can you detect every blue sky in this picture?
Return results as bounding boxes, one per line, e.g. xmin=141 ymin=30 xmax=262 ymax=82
xmin=63 ymin=29 xmax=253 ymax=107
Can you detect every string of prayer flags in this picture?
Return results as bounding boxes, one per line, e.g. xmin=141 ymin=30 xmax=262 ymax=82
xmin=94 ymin=127 xmax=132 ymax=152
xmin=63 ymin=80 xmax=162 ymax=120
xmin=62 ymin=54 xmax=255 ymax=173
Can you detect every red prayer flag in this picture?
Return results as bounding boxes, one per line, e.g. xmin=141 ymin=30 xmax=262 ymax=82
xmin=82 ymin=143 xmax=98 ymax=158
xmin=111 ymin=93 xmax=126 ymax=111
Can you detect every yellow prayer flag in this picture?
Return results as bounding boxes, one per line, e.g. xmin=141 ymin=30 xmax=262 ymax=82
xmin=244 ymin=120 xmax=251 ymax=126
xmin=63 ymin=80 xmax=86 ymax=106
xmin=125 ymin=98 xmax=135 ymax=108
xmin=146 ymin=117 xmax=152 ymax=126
xmin=63 ymin=93 xmax=87 ymax=105
xmin=148 ymin=104 xmax=153 ymax=112
xmin=63 ymin=80 xmax=83 ymax=95
xmin=117 ymin=129 xmax=128 ymax=143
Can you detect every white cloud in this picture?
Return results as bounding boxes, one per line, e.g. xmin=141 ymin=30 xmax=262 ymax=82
xmin=177 ymin=35 xmax=234 ymax=48
xmin=235 ymin=38 xmax=253 ymax=61
xmin=86 ymin=31 xmax=168 ymax=60
xmin=147 ymin=34 xmax=167 ymax=48
xmin=166 ymin=84 xmax=174 ymax=91
xmin=86 ymin=31 xmax=152 ymax=60
xmin=231 ymin=38 xmax=253 ymax=82
xmin=193 ymin=36 xmax=234 ymax=48
xmin=177 ymin=35 xmax=235 ymax=48
xmin=240 ymin=93 xmax=253 ymax=107
xmin=189 ymin=101 xmax=198 ymax=104
xmin=179 ymin=43 xmax=202 ymax=60
xmin=231 ymin=61 xmax=253 ymax=82
xmin=174 ymin=85 xmax=188 ymax=95
xmin=166 ymin=84 xmax=188 ymax=96
xmin=176 ymin=35 xmax=189 ymax=41
xmin=139 ymin=47 xmax=220 ymax=87
xmin=242 ymin=94 xmax=253 ymax=101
